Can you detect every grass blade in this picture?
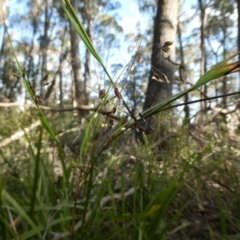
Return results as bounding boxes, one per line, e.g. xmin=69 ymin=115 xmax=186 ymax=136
xmin=59 ymin=0 xmax=115 ymax=86
xmin=1 ymin=189 xmax=42 ymax=239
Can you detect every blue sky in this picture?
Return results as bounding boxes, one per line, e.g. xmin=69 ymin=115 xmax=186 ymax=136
xmin=1 ymin=0 xmax=199 ymax=70
xmin=1 ymin=0 xmax=239 ymax=111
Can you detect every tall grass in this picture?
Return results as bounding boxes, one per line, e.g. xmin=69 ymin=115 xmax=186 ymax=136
xmin=0 ymin=1 xmax=240 ymax=239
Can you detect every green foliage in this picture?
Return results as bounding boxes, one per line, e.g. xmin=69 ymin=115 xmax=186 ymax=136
xmin=0 ymin=1 xmax=240 ymax=239
xmin=1 ymin=108 xmax=240 ymax=239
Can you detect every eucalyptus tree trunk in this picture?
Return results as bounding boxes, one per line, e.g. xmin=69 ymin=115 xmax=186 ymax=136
xmin=177 ymin=21 xmax=189 ymax=124
xmin=221 ymin=28 xmax=227 ymax=108
xmin=143 ymin=0 xmax=179 ymax=134
xmin=83 ymin=0 xmax=92 ymax=90
xmin=70 ymin=0 xmax=88 ymax=115
xmin=40 ymin=0 xmax=51 ymax=99
xmin=236 ymin=0 xmax=240 ymax=95
xmin=237 ymin=1 xmax=240 ymax=54
xmin=198 ymin=0 xmax=207 ymax=110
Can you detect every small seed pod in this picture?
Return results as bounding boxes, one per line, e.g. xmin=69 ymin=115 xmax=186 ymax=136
xmin=103 ymin=110 xmax=112 ymax=117
xmin=138 ymin=125 xmax=145 ymax=132
xmin=109 ymin=118 xmax=114 ymax=126
xmin=136 ymin=123 xmax=145 ymax=132
xmin=114 ymin=87 xmax=122 ymax=100
xmin=163 ymin=41 xmax=173 ymax=47
xmin=42 ymin=73 xmax=49 ymax=81
xmin=34 ymin=95 xmax=42 ymax=104
xmin=112 ymin=106 xmax=117 ymax=114
xmin=99 ymin=89 xmax=106 ymax=100
xmin=139 ymin=112 xmax=145 ymax=121
xmin=43 ymin=73 xmax=50 ymax=85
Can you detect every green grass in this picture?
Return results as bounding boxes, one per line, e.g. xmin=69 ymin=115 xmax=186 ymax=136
xmin=1 ymin=117 xmax=240 ymax=239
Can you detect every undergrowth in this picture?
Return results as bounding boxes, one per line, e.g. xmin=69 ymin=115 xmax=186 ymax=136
xmin=1 ymin=1 xmax=240 ymax=239
xmin=1 ymin=111 xmax=240 ymax=240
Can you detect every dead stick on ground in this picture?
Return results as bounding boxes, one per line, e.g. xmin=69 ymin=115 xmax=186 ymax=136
xmin=0 ymin=120 xmax=41 ymax=148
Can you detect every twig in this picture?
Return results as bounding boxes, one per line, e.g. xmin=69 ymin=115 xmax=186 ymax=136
xmin=98 ymin=91 xmax=240 ymax=155
xmin=154 ymin=91 xmax=240 ymax=114
xmin=0 ymin=102 xmax=122 ymax=121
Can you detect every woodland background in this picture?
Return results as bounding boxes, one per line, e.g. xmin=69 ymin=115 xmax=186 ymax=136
xmin=0 ymin=0 xmax=240 ymax=239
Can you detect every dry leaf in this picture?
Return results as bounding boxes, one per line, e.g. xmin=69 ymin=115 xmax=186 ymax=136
xmin=152 ymin=72 xmax=169 ymax=83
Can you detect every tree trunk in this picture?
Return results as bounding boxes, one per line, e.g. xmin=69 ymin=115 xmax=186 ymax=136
xmin=70 ymin=0 xmax=88 ymax=116
xmin=237 ymin=0 xmax=240 ymax=107
xmin=198 ymin=0 xmax=207 ymax=111
xmin=177 ymin=20 xmax=189 ymax=124
xmin=40 ymin=0 xmax=51 ymax=99
xmin=83 ymin=0 xmax=91 ymax=91
xmin=143 ymin=0 xmax=178 ymax=134
xmin=237 ymin=0 xmax=240 ymax=61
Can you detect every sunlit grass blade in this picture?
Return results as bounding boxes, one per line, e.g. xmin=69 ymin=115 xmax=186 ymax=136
xmin=39 ymin=116 xmax=58 ymax=143
xmin=143 ymin=52 xmax=240 ymax=118
xmin=59 ymin=0 xmax=115 ymax=86
xmin=59 ymin=0 xmax=101 ymax=62
xmin=193 ymin=52 xmax=240 ymax=88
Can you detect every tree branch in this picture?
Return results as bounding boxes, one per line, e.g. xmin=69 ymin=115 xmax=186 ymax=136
xmin=0 ymin=120 xmax=41 ymax=148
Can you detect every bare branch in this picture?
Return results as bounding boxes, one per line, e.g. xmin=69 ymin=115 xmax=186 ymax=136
xmin=0 ymin=120 xmax=41 ymax=148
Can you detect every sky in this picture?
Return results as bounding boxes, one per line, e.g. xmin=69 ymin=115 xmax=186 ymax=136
xmin=1 ymin=0 xmax=199 ymax=74
xmin=107 ymin=0 xmax=200 ymax=73
xmin=1 ymin=0 xmax=239 ymax=112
